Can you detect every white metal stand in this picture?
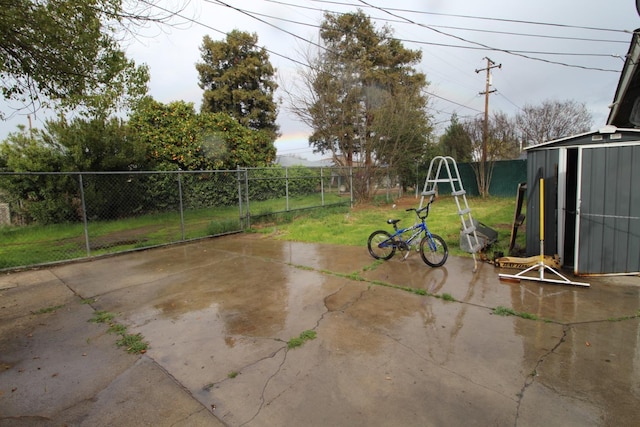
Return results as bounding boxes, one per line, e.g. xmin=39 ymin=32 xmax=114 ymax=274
xmin=420 ymin=156 xmax=482 ymax=271
xmin=498 ymin=177 xmax=589 ymax=287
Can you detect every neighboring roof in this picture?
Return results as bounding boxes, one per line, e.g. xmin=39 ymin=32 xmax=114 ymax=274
xmin=607 ymin=29 xmax=640 ymax=127
xmin=524 ymin=126 xmax=640 ymax=151
xmin=274 ymin=155 xmax=333 ymax=167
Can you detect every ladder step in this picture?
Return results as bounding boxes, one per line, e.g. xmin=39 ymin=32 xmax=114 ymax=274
xmin=458 ymin=208 xmax=471 ymax=215
xmin=469 ymin=243 xmax=484 ymax=253
xmin=426 ymin=178 xmax=458 ymax=183
xmin=462 ymin=225 xmax=476 ymax=234
xmin=452 ymin=190 xmax=466 ymax=196
xmin=421 ymin=190 xmax=436 ymax=196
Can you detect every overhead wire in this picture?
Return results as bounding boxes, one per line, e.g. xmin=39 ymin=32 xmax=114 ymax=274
xmin=311 ymin=0 xmax=635 ymax=35
xmin=206 ymin=1 xmax=624 ymax=118
xmin=235 ymin=6 xmax=624 ymax=58
xmin=142 ymin=0 xmax=627 ymax=134
xmin=356 ymin=0 xmax=620 ymax=72
xmin=139 ymin=0 xmax=311 ymax=68
xmin=269 ymin=0 xmax=630 ymax=43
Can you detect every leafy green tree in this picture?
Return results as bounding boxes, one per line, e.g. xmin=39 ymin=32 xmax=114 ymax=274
xmin=299 ymin=10 xmax=430 ymax=200
xmin=0 ymin=116 xmax=152 ymax=223
xmin=439 ymin=113 xmax=473 ymax=162
xmin=370 ymin=84 xmax=433 ymax=191
xmin=128 ymin=98 xmax=276 ymax=170
xmin=0 ymin=127 xmax=65 ymax=172
xmin=0 ymin=0 xmax=159 ymax=118
xmin=196 ymin=30 xmax=279 ymax=142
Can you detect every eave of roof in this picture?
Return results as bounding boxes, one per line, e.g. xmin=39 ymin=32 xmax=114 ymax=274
xmin=523 ymin=126 xmax=640 ymax=151
xmin=606 ymin=29 xmax=640 ymax=127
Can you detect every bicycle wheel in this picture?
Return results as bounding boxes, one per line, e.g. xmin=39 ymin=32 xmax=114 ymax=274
xmin=419 ymin=233 xmax=448 ymax=267
xmin=367 ymin=230 xmax=396 ymax=260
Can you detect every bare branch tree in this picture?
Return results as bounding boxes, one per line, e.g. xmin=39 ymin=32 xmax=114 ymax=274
xmin=516 ymin=99 xmax=593 ymax=146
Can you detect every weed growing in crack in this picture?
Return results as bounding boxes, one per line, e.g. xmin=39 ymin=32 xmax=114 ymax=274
xmin=492 ymin=306 xmax=539 ymax=320
xmin=107 ymin=323 xmax=127 ymax=335
xmin=31 ymin=304 xmax=64 ymax=315
xmin=288 ymin=330 xmax=317 ymax=349
xmin=362 ymin=260 xmax=384 ymax=272
xmin=89 ymin=310 xmax=115 ymax=323
xmin=228 ymin=371 xmax=239 ymax=379
xmin=116 ymin=333 xmax=148 ymax=354
xmin=440 ymin=293 xmax=456 ymax=302
xmin=608 ymin=310 xmax=640 ymax=322
xmin=89 ymin=310 xmax=148 ymax=354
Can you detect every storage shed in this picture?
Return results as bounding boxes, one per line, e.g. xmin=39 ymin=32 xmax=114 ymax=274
xmin=523 ymin=29 xmax=640 ymax=276
xmin=524 ymin=129 xmax=640 ymax=275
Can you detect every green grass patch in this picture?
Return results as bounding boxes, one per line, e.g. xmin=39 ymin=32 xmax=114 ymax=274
xmin=107 ymin=323 xmax=127 ymax=335
xmin=253 ymin=195 xmax=521 ymax=258
xmin=608 ymin=310 xmax=640 ymax=322
xmin=87 ymin=310 xmax=149 ymax=354
xmin=89 ymin=310 xmax=116 ymax=323
xmin=31 ymin=304 xmax=64 ymax=315
xmin=288 ymin=329 xmax=317 ymax=349
xmin=116 ymin=332 xmax=148 ymax=354
xmin=0 ymin=194 xmax=348 ymax=270
xmin=492 ymin=305 xmax=539 ymax=320
xmin=0 ymin=193 xmax=517 ymax=269
xmin=440 ymin=293 xmax=456 ymax=302
xmin=228 ymin=371 xmax=239 ymax=379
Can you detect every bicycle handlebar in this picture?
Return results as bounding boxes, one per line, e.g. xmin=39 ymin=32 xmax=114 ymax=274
xmin=405 ymin=201 xmax=433 ymax=216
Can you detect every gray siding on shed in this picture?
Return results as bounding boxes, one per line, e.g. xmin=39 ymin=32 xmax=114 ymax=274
xmin=525 ymin=149 xmax=559 ymax=257
xmin=525 ymin=131 xmax=640 ymax=275
xmin=577 ymin=145 xmax=640 ymax=274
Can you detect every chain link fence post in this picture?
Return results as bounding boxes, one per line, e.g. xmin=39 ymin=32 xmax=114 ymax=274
xmin=78 ymin=173 xmax=91 ymax=257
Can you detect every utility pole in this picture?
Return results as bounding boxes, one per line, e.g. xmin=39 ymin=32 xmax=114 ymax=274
xmin=475 ymin=57 xmax=501 ymax=196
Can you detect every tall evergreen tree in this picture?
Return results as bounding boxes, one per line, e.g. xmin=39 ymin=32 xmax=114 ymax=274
xmin=196 ymin=30 xmax=279 ymax=142
xmin=303 ymin=10 xmax=431 ymax=200
xmin=439 ymin=113 xmax=473 ymax=162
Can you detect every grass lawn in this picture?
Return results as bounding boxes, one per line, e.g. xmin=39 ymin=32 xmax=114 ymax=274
xmin=251 ymin=194 xmax=524 ymax=258
xmin=0 ymin=193 xmax=522 ymax=269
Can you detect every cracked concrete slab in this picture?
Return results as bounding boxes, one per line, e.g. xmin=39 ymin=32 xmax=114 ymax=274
xmin=1 ymin=234 xmax=639 ymax=426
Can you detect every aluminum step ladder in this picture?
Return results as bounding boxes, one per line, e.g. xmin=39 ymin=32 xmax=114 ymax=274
xmin=419 ymin=156 xmax=483 ymax=271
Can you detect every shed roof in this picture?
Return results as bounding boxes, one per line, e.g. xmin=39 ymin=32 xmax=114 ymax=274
xmin=523 ymin=126 xmax=640 ymax=151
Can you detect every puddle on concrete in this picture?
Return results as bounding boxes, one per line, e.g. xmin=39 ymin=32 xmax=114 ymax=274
xmin=48 ymin=235 xmax=639 ymax=425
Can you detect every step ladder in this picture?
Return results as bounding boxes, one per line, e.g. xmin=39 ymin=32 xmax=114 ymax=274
xmin=419 ymin=156 xmax=483 ymax=271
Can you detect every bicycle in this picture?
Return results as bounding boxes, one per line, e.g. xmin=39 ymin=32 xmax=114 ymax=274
xmin=367 ymin=198 xmax=448 ymax=267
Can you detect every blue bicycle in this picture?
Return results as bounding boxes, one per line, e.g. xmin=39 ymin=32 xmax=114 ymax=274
xmin=367 ymin=198 xmax=448 ymax=267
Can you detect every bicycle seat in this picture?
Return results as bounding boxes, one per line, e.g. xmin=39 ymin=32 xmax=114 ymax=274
xmin=387 ymin=219 xmax=400 ymax=225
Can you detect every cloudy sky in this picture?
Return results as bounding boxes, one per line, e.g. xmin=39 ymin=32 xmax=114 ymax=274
xmin=3 ymin=0 xmax=640 ymax=160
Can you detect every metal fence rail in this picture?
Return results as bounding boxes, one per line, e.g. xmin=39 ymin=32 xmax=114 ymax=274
xmin=0 ymin=167 xmax=362 ymax=270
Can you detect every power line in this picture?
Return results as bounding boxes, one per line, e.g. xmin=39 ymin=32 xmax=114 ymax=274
xmin=311 ymin=0 xmax=635 ymax=35
xmin=357 ymin=0 xmax=620 ymax=72
xmin=208 ymin=1 xmax=488 ymax=115
xmin=238 ymin=5 xmax=625 ymax=58
xmin=265 ymin=0 xmax=631 ymax=45
xmin=139 ymin=0 xmax=311 ymax=69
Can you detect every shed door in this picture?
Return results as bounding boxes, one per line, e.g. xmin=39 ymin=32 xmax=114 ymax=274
xmin=575 ymin=145 xmax=640 ymax=274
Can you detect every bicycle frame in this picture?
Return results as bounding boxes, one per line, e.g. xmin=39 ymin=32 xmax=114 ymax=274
xmin=390 ymin=221 xmax=426 ymax=248
xmin=386 ymin=205 xmax=437 ymax=257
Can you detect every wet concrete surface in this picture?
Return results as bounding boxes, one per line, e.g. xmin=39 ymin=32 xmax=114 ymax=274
xmin=1 ymin=234 xmax=639 ymax=426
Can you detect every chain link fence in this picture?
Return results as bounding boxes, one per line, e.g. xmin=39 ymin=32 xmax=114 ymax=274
xmin=0 ymin=166 xmax=384 ymax=270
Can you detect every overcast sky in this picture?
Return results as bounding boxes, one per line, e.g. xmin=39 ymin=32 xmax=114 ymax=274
xmin=2 ymin=0 xmax=640 ymax=160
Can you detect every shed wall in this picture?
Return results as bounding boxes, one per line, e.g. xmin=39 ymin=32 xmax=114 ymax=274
xmin=577 ymin=145 xmax=640 ymax=274
xmin=525 ymin=150 xmax=559 ymax=257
